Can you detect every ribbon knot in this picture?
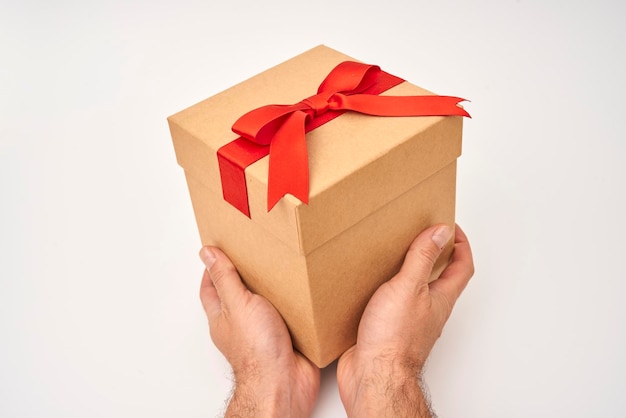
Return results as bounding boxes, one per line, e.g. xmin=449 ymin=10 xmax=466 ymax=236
xmin=217 ymin=61 xmax=470 ymax=217
xmin=300 ymin=93 xmax=332 ymax=117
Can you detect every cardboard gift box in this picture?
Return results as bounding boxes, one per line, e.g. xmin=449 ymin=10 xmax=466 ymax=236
xmin=168 ymin=45 xmax=467 ymax=367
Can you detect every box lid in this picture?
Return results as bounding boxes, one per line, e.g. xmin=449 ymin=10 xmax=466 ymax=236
xmin=168 ymin=45 xmax=463 ymax=255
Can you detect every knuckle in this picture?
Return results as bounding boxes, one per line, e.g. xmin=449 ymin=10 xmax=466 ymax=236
xmin=209 ymin=262 xmax=237 ymax=287
xmin=417 ymin=244 xmax=440 ymax=266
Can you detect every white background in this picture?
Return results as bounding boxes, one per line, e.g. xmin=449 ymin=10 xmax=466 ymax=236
xmin=2 ymin=1 xmax=625 ymax=416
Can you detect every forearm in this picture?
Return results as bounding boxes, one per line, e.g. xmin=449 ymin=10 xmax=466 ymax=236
xmin=348 ymin=379 xmax=433 ymax=418
xmin=343 ymin=356 xmax=435 ymax=418
xmin=225 ymin=384 xmax=285 ymax=418
xmin=224 ymin=367 xmax=308 ymax=418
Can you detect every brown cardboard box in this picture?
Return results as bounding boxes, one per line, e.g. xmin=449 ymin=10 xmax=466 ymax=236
xmin=168 ymin=45 xmax=464 ymax=367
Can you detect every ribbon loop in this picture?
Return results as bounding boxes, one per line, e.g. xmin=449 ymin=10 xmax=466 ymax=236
xmin=217 ymin=61 xmax=470 ymax=217
xmin=318 ymin=62 xmax=381 ymax=94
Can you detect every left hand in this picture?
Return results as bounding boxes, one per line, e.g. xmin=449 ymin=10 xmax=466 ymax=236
xmin=199 ymin=246 xmax=320 ymax=417
xmin=337 ymin=224 xmax=474 ymax=417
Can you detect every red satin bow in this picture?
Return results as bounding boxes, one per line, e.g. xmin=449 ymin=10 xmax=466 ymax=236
xmin=217 ymin=61 xmax=470 ymax=217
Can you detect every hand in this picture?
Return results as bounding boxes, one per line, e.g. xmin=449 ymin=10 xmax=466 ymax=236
xmin=199 ymin=247 xmax=320 ymax=417
xmin=337 ymin=224 xmax=474 ymax=418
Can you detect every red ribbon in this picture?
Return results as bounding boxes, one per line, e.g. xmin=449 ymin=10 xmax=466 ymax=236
xmin=217 ymin=61 xmax=470 ymax=217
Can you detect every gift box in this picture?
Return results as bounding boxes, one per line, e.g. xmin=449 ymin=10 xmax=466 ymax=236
xmin=168 ymin=45 xmax=467 ymax=367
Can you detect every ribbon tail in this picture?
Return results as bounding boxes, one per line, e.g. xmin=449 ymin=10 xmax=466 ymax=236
xmin=267 ymin=111 xmax=309 ymax=211
xmin=332 ymin=94 xmax=471 ymax=118
xmin=217 ymin=138 xmax=270 ymax=218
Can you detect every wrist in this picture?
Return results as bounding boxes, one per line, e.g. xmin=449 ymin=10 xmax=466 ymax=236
xmin=227 ymin=363 xmax=308 ymax=418
xmin=341 ymin=352 xmax=432 ymax=418
xmin=227 ymin=368 xmax=286 ymax=417
xmin=227 ymin=382 xmax=284 ymax=418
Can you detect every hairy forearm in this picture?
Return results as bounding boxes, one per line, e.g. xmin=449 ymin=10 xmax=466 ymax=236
xmin=224 ymin=373 xmax=287 ymax=418
xmin=345 ymin=356 xmax=435 ymax=418
xmin=349 ymin=378 xmax=434 ymax=418
xmin=225 ymin=382 xmax=289 ymax=418
xmin=224 ymin=384 xmax=259 ymax=417
xmin=386 ymin=375 xmax=433 ymax=418
xmin=224 ymin=366 xmax=310 ymax=418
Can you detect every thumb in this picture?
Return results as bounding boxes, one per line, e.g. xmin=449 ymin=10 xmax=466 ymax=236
xmin=393 ymin=224 xmax=452 ymax=288
xmin=199 ymin=246 xmax=248 ymax=318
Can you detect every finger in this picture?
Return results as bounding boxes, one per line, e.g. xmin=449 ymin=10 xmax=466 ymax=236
xmin=199 ymin=268 xmax=221 ymax=320
xmin=393 ymin=224 xmax=453 ymax=289
xmin=429 ymin=224 xmax=475 ymax=307
xmin=199 ymin=246 xmax=248 ymax=311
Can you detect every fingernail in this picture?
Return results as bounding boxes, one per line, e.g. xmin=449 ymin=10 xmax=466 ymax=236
xmin=199 ymin=247 xmax=216 ymax=270
xmin=432 ymin=225 xmax=452 ymax=250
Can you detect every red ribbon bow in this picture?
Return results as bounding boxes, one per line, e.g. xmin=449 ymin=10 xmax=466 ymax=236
xmin=217 ymin=61 xmax=470 ymax=217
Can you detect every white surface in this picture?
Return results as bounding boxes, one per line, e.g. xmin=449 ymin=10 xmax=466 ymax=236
xmin=1 ymin=1 xmax=625 ymax=416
